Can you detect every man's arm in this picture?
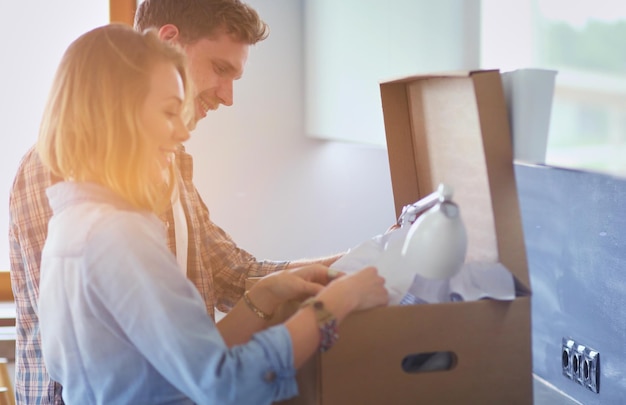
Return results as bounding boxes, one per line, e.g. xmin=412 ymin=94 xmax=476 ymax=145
xmin=8 ymin=146 xmax=62 ymax=403
xmin=285 ymin=252 xmax=344 ymax=268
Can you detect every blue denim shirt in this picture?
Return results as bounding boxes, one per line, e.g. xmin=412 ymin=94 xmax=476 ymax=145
xmin=39 ymin=182 xmax=298 ymax=404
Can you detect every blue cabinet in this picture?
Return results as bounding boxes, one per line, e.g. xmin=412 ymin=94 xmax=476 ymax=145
xmin=516 ymin=162 xmax=626 ymax=404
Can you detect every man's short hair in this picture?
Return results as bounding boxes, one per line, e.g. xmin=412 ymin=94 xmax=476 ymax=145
xmin=134 ymin=0 xmax=269 ymax=45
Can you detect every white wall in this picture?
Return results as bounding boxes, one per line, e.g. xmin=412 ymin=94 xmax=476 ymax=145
xmin=304 ymin=0 xmax=481 ymax=145
xmin=0 ymin=1 xmax=109 ymax=269
xmin=0 ymin=0 xmax=397 ymax=268
xmin=187 ymin=0 xmax=397 ymax=261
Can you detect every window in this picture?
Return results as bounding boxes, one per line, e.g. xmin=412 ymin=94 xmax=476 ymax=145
xmin=482 ymin=0 xmax=626 ymax=176
xmin=306 ymin=0 xmax=626 ymax=176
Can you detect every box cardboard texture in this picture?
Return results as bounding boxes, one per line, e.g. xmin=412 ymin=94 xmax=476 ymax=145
xmin=257 ymin=70 xmax=532 ymax=405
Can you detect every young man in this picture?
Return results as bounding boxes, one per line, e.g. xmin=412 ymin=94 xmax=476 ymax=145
xmin=9 ymin=1 xmax=342 ymax=403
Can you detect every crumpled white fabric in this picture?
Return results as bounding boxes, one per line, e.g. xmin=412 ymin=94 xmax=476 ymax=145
xmin=332 ymin=229 xmax=516 ymax=305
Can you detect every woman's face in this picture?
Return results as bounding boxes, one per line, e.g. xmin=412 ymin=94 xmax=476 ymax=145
xmin=140 ymin=61 xmax=189 ymax=174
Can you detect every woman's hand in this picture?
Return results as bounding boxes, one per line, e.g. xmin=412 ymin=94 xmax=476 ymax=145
xmin=248 ymin=264 xmax=341 ymax=315
xmin=219 ymin=264 xmax=339 ymax=346
xmin=284 ymin=266 xmax=388 ymax=367
xmin=316 ymin=266 xmax=388 ymax=321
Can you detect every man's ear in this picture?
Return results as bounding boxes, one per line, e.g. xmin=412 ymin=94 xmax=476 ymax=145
xmin=158 ymin=24 xmax=181 ymax=44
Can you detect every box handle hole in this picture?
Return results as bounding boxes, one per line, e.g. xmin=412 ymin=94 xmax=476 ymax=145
xmin=401 ymin=351 xmax=457 ymax=374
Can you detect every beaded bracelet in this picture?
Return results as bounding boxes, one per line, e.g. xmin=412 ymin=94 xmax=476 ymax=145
xmin=243 ymin=290 xmax=274 ymax=321
xmin=300 ymin=298 xmax=339 ymax=352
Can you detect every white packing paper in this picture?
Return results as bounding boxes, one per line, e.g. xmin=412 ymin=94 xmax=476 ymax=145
xmin=332 ymin=230 xmax=516 ymax=305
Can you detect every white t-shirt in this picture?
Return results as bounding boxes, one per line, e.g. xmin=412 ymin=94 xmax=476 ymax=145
xmin=171 ymin=185 xmax=188 ymax=276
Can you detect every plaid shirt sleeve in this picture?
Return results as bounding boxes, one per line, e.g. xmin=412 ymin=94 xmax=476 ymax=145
xmin=176 ymin=150 xmax=288 ymax=315
xmin=9 ymin=147 xmax=65 ymax=404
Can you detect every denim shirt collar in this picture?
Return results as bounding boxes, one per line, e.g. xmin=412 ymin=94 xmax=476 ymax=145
xmin=46 ymin=181 xmax=138 ymax=215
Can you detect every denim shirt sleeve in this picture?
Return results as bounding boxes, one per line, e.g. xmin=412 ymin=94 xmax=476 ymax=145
xmin=84 ymin=213 xmax=298 ymax=404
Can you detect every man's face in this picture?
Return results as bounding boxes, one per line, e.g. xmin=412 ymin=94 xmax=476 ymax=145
xmin=179 ymin=32 xmax=249 ymax=128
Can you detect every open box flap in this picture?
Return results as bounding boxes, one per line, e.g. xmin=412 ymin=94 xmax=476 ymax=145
xmin=380 ymin=69 xmax=500 ymax=85
xmin=381 ymin=70 xmax=530 ymax=291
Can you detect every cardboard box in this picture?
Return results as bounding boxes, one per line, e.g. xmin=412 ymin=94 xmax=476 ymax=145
xmin=258 ymin=70 xmax=532 ymax=404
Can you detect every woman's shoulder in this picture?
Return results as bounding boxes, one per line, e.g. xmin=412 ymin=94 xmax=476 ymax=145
xmin=89 ymin=206 xmax=164 ymax=245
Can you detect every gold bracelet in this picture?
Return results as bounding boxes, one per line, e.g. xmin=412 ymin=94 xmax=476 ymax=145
xmin=243 ymin=290 xmax=274 ymax=321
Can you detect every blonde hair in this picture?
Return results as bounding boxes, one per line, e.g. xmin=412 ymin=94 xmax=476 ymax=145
xmin=37 ymin=23 xmax=193 ymax=213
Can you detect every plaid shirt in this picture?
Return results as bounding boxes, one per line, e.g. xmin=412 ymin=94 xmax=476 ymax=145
xmin=9 ymin=146 xmax=287 ymax=404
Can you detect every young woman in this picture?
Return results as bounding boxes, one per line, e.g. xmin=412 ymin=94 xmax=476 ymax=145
xmin=36 ymin=24 xmax=387 ymax=405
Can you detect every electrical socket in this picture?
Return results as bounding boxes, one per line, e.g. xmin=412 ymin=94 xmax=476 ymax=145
xmin=562 ymin=337 xmax=600 ymax=393
xmin=562 ymin=338 xmax=574 ymax=379
xmin=583 ymin=348 xmax=600 ymax=393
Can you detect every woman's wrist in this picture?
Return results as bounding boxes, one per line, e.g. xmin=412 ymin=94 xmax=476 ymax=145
xmin=315 ymin=287 xmax=357 ymax=324
xmin=245 ymin=285 xmax=280 ymax=320
xmin=243 ymin=290 xmax=274 ymax=321
xmin=300 ymin=298 xmax=339 ymax=352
